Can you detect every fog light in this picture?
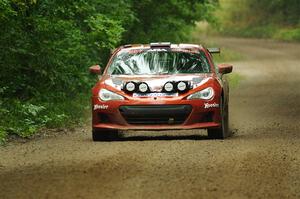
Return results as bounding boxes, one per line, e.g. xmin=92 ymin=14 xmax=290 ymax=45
xmin=125 ymin=82 xmax=136 ymax=92
xmin=138 ymin=82 xmax=149 ymax=93
xmin=177 ymin=81 xmax=187 ymax=92
xmin=164 ymin=82 xmax=174 ymax=92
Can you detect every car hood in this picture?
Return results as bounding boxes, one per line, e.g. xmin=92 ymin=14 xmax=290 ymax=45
xmin=102 ymin=74 xmax=215 ymax=92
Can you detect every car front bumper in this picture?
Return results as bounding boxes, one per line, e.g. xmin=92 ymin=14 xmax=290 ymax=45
xmin=92 ymin=96 xmax=222 ymax=131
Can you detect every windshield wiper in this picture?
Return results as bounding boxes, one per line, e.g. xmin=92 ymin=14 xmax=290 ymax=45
xmin=158 ymin=71 xmax=170 ymax=75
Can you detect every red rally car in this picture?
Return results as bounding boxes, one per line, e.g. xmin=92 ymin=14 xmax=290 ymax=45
xmin=89 ymin=42 xmax=233 ymax=141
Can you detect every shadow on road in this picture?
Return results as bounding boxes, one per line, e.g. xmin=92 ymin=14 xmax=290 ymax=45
xmin=86 ymin=129 xmax=239 ymax=142
xmin=110 ymin=128 xmax=238 ymax=142
xmin=116 ymin=134 xmax=209 ymax=142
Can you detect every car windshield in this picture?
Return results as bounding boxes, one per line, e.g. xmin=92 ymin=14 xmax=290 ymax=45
xmin=107 ymin=49 xmax=211 ymax=75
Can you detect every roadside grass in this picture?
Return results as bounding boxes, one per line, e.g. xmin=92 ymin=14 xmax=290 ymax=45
xmin=212 ymin=48 xmax=243 ymax=63
xmin=273 ymin=28 xmax=300 ymax=42
xmin=218 ymin=26 xmax=300 ymax=42
xmin=213 ymin=49 xmax=244 ymax=90
xmin=228 ymin=73 xmax=243 ymax=89
xmin=0 ymin=129 xmax=6 ymax=144
xmin=0 ymin=93 xmax=90 ymax=144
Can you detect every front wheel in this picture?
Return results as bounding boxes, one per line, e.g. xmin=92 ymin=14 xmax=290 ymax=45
xmin=207 ymin=97 xmax=229 ymax=139
xmin=92 ymin=129 xmax=119 ymax=141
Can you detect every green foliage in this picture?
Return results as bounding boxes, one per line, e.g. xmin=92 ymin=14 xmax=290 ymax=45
xmin=245 ymin=0 xmax=300 ymax=26
xmin=124 ymin=0 xmax=219 ymax=43
xmin=228 ymin=73 xmax=243 ymax=89
xmin=214 ymin=0 xmax=300 ymax=41
xmin=0 ymin=0 xmax=217 ymax=141
xmin=0 ymin=94 xmax=90 ymax=141
xmin=273 ymin=28 xmax=300 ymax=42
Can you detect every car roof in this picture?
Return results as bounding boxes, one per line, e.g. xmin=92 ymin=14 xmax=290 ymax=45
xmin=119 ymin=43 xmax=205 ymax=51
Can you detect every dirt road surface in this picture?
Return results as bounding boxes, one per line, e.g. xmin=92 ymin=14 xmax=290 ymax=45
xmin=1 ymin=38 xmax=300 ymax=199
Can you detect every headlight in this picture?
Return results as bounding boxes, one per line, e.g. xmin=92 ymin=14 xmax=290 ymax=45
xmin=99 ymin=89 xmax=124 ymax=101
xmin=187 ymin=87 xmax=214 ymax=100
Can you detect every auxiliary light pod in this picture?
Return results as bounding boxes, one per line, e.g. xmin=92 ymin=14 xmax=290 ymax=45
xmin=177 ymin=81 xmax=189 ymax=92
xmin=163 ymin=81 xmax=176 ymax=93
xmin=163 ymin=81 xmax=190 ymax=93
xmin=123 ymin=81 xmax=137 ymax=93
xmin=138 ymin=82 xmax=150 ymax=93
xmin=123 ymin=81 xmax=150 ymax=93
xmin=124 ymin=81 xmax=190 ymax=93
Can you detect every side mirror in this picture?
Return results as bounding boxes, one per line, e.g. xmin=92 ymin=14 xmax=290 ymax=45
xmin=218 ymin=64 xmax=233 ymax=74
xmin=89 ymin=65 xmax=101 ymax=75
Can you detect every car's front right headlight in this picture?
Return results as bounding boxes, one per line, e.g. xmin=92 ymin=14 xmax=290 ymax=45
xmin=187 ymin=87 xmax=214 ymax=100
xmin=99 ymin=89 xmax=124 ymax=101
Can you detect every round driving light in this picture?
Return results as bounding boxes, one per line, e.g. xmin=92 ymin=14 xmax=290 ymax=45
xmin=125 ymin=82 xmax=135 ymax=92
xmin=138 ymin=83 xmax=148 ymax=93
xmin=164 ymin=82 xmax=174 ymax=92
xmin=177 ymin=81 xmax=187 ymax=91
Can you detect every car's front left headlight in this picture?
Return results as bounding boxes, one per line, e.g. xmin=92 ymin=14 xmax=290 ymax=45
xmin=187 ymin=87 xmax=214 ymax=100
xmin=99 ymin=89 xmax=124 ymax=101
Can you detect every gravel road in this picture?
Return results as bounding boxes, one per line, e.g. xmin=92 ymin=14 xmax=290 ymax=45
xmin=1 ymin=38 xmax=300 ymax=199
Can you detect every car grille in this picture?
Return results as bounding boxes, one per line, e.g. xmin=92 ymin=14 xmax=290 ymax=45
xmin=119 ymin=105 xmax=192 ymax=125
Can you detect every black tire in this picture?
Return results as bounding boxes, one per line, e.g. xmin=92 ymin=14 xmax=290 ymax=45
xmin=207 ymin=97 xmax=229 ymax=139
xmin=92 ymin=129 xmax=119 ymax=141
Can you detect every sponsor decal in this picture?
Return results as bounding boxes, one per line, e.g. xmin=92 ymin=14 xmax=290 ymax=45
xmin=204 ymin=103 xmax=219 ymax=109
xmin=94 ymin=104 xmax=108 ymax=110
xmin=133 ymin=92 xmax=178 ymax=97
